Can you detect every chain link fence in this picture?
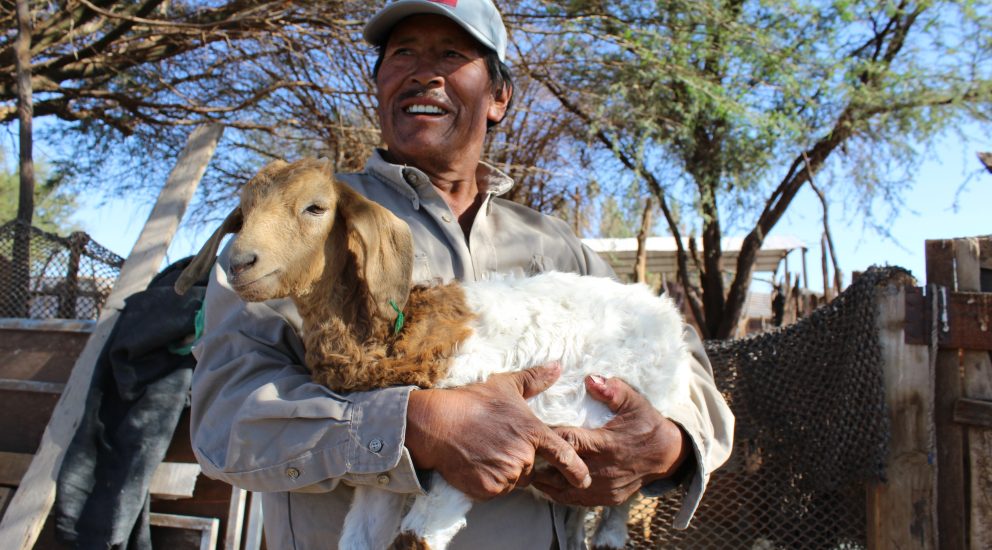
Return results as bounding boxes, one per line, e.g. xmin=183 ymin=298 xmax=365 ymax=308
xmin=623 ymin=266 xmax=901 ymax=549
xmin=0 ymin=220 xmax=124 ymax=320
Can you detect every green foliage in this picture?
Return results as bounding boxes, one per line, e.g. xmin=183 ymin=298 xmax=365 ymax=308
xmin=1 ymin=151 xmax=79 ymax=235
xmin=517 ymin=0 xmax=992 ymax=336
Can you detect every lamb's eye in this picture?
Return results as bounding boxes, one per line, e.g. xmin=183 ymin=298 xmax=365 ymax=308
xmin=305 ymin=204 xmax=327 ymax=215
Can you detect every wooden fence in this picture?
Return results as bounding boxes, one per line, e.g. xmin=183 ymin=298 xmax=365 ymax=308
xmin=872 ymin=235 xmax=992 ymax=549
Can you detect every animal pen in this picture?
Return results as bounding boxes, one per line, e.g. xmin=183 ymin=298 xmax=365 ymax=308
xmin=0 ymin=125 xmax=988 ymax=549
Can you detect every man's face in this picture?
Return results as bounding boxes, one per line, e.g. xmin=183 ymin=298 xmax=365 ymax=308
xmin=375 ymin=14 xmax=509 ymax=168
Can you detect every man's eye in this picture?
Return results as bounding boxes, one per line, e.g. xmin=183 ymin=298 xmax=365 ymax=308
xmin=305 ymin=204 xmax=327 ymax=215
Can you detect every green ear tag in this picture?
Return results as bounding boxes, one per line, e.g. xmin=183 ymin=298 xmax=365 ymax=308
xmin=388 ymin=300 xmax=405 ymax=334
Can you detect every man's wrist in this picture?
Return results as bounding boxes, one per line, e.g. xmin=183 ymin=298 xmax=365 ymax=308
xmin=405 ymin=389 xmax=439 ymax=470
xmin=642 ymin=419 xmax=691 ymax=485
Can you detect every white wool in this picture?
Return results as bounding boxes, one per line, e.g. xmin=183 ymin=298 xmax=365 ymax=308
xmin=442 ymin=272 xmax=692 ymax=427
xmin=346 ymin=271 xmax=692 ymax=549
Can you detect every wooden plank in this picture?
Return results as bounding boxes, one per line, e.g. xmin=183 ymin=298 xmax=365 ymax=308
xmin=0 ymin=124 xmax=224 ymax=550
xmin=0 ymin=451 xmax=199 ymax=500
xmin=0 ymin=319 xmax=95 ymax=333
xmin=0 ymin=328 xmax=89 ymax=383
xmin=149 ymin=463 xmax=202 ymax=500
xmin=0 ymin=453 xmax=33 ymax=487
xmin=904 ymin=288 xmax=992 ymax=350
xmin=150 ymin=512 xmax=219 ymax=550
xmin=867 ymin=282 xmax=936 ymax=549
xmin=244 ymin=492 xmax=264 ymax=550
xmin=954 ymin=238 xmax=992 ymax=549
xmin=0 ymin=488 xmax=11 ymax=522
xmin=0 ymin=390 xmax=60 ymax=454
xmin=978 ymin=238 xmax=992 ymax=271
xmin=223 ymin=487 xmax=246 ymax=550
xmin=954 ymin=398 xmax=992 ymax=428
xmin=904 ymin=286 xmax=928 ymax=345
xmin=928 ymin=239 xmax=969 ymax=550
xmin=0 ymin=379 xmax=64 ymax=395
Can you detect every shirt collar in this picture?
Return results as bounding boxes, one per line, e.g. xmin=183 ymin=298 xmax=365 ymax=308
xmin=365 ymin=149 xmax=515 ymax=209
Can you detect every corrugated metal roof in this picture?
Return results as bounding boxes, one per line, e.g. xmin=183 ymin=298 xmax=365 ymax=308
xmin=583 ymin=235 xmax=806 ymax=275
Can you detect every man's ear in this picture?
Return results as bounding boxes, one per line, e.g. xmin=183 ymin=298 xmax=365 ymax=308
xmin=488 ymin=83 xmax=513 ymax=124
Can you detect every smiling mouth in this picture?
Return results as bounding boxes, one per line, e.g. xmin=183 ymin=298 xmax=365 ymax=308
xmin=404 ymin=104 xmax=447 ymax=115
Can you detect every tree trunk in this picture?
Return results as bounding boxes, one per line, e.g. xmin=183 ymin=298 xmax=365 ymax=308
xmin=633 ymin=197 xmax=654 ymax=283
xmin=11 ymin=0 xmax=35 ymax=318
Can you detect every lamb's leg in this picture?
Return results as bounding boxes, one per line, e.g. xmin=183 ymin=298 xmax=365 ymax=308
xmin=340 ymin=485 xmax=406 ymax=549
xmin=391 ymin=473 xmax=473 ymax=550
xmin=590 ymin=497 xmax=635 ymax=550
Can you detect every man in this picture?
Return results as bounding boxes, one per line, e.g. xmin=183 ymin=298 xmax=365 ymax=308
xmin=190 ymin=0 xmax=734 ymax=548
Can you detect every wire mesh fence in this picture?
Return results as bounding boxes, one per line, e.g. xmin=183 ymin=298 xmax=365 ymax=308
xmin=0 ymin=220 xmax=123 ymax=320
xmin=622 ymin=267 xmax=899 ymax=549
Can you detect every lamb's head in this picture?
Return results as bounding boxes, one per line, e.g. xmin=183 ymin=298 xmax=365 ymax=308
xmin=176 ymin=158 xmax=415 ymax=326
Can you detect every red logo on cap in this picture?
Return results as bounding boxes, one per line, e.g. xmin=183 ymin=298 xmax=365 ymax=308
xmin=429 ymin=0 xmax=458 ymax=6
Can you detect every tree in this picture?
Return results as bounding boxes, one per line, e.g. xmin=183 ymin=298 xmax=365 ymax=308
xmin=1 ymin=1 xmax=595 ymax=227
xmin=515 ymin=0 xmax=992 ymax=338
xmin=1 ymin=153 xmax=78 ymax=234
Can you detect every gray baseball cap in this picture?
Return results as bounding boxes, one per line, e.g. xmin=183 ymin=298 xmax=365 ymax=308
xmin=364 ymin=0 xmax=508 ymax=61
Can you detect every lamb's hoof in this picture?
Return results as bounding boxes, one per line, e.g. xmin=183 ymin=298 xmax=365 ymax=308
xmin=388 ymin=531 xmax=431 ymax=550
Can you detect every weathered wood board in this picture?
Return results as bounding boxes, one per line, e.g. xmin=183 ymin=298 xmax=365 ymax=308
xmin=867 ymin=282 xmax=936 ymax=549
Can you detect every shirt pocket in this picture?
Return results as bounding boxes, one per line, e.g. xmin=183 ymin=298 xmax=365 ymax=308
xmin=412 ymin=252 xmax=435 ymax=286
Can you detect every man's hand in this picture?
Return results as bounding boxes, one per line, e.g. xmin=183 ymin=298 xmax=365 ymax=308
xmin=532 ymin=374 xmax=689 ymax=506
xmin=405 ymin=363 xmax=591 ymax=501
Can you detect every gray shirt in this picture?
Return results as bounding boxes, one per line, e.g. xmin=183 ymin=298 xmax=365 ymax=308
xmin=190 ymin=151 xmax=734 ymax=549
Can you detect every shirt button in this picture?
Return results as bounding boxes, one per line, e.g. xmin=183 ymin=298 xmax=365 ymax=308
xmin=441 ymin=214 xmax=452 ymax=223
xmin=368 ymin=438 xmax=384 ymax=453
xmin=286 ymin=467 xmax=300 ymax=479
xmin=403 ymin=169 xmax=420 ymax=185
xmin=377 ymin=474 xmax=391 ymax=486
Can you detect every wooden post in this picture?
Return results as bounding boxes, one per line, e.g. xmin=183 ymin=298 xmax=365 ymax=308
xmin=952 ymin=237 xmax=992 ymax=549
xmin=867 ymin=274 xmax=936 ymax=549
xmin=928 ymin=239 xmax=970 ymax=550
xmin=0 ymin=124 xmax=223 ymax=549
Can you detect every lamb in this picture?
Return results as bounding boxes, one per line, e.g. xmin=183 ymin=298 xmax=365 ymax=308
xmin=176 ymin=158 xmax=694 ymax=550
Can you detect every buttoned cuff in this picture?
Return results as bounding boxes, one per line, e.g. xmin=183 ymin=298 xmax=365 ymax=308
xmin=340 ymin=385 xmax=425 ymax=494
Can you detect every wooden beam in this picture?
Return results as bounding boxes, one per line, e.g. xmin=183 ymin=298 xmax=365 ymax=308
xmin=223 ymin=487 xmax=246 ymax=550
xmin=150 ymin=512 xmax=219 ymax=550
xmin=927 ymin=239 xmax=969 ymax=550
xmin=954 ymin=398 xmax=992 ymax=429
xmin=0 ymin=319 xmax=95 ymax=333
xmin=954 ymin=237 xmax=992 ymax=549
xmin=904 ymin=287 xmax=992 ymax=350
xmin=243 ymin=492 xmax=264 ymax=550
xmin=0 ymin=124 xmax=223 ymax=550
xmin=0 ymin=453 xmax=32 ymax=487
xmin=0 ymin=451 xmax=200 ymax=500
xmin=0 ymin=379 xmax=65 ymax=395
xmin=867 ymin=281 xmax=937 ymax=549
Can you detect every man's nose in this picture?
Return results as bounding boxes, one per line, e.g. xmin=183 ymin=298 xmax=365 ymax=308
xmin=408 ymin=58 xmax=444 ymax=87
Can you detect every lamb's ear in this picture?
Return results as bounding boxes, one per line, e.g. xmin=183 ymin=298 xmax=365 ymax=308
xmin=174 ymin=207 xmax=243 ymax=295
xmin=334 ymin=180 xmax=414 ymax=314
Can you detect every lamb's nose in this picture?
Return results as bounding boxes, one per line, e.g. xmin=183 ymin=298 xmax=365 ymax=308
xmin=229 ymin=253 xmax=257 ymax=276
